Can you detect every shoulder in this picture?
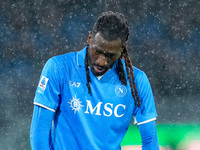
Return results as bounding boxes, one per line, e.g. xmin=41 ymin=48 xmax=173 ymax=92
xmin=42 ymin=51 xmax=78 ymax=75
xmin=120 ymin=59 xmax=145 ymax=80
xmin=133 ymin=66 xmax=145 ymax=80
xmin=132 ymin=66 xmax=151 ymax=88
xmin=44 ymin=51 xmax=79 ymax=70
xmin=51 ymin=51 xmax=78 ymax=65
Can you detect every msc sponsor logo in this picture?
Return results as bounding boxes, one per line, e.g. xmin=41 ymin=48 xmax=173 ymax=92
xmin=84 ymin=100 xmax=126 ymax=118
xmin=68 ymin=96 xmax=126 ymax=118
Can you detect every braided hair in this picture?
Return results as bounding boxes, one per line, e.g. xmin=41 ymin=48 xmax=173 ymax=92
xmin=85 ymin=11 xmax=140 ymax=107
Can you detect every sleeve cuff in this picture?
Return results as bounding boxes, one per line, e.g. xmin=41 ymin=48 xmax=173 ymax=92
xmin=134 ymin=117 xmax=156 ymax=125
xmin=34 ymin=102 xmax=56 ymax=112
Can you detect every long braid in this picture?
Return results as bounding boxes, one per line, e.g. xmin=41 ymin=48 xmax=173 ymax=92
xmin=123 ymin=47 xmax=141 ymax=107
xmin=85 ymin=47 xmax=91 ymax=94
xmin=117 ymin=58 xmax=127 ymax=85
xmin=124 ymin=52 xmax=136 ymax=104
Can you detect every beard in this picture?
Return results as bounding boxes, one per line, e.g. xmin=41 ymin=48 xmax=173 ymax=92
xmin=87 ymin=53 xmax=111 ymax=76
xmin=90 ymin=63 xmax=110 ymax=76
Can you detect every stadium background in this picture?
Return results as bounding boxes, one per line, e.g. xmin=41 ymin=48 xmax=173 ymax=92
xmin=0 ymin=0 xmax=200 ymax=149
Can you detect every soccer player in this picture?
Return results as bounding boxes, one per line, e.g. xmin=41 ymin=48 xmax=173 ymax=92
xmin=30 ymin=11 xmax=159 ymax=150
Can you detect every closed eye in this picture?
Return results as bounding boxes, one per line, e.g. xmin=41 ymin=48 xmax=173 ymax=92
xmin=105 ymin=53 xmax=114 ymax=59
xmin=92 ymin=46 xmax=115 ymax=58
xmin=93 ymin=48 xmax=100 ymax=55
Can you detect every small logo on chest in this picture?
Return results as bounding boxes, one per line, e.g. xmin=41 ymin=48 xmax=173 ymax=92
xmin=115 ymin=85 xmax=127 ymax=97
xmin=69 ymin=80 xmax=81 ymax=87
xmin=68 ymin=95 xmax=84 ymax=114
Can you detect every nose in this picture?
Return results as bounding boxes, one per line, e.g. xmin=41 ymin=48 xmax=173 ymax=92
xmin=96 ymin=55 xmax=108 ymax=66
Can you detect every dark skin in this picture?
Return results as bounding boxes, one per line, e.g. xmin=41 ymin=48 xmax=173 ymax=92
xmin=87 ymin=32 xmax=125 ymax=76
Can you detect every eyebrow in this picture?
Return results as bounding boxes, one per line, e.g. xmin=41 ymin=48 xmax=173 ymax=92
xmin=93 ymin=46 xmax=116 ymax=55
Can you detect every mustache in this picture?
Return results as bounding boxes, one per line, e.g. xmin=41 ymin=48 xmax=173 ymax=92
xmin=93 ymin=64 xmax=109 ymax=69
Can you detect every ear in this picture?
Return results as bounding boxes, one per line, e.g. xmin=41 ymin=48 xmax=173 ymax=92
xmin=87 ymin=31 xmax=92 ymax=44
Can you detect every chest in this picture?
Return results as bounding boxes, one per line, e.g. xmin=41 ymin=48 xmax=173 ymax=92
xmin=59 ymin=66 xmax=134 ymax=118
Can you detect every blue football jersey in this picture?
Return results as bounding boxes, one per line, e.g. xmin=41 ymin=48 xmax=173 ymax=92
xmin=34 ymin=47 xmax=157 ymax=150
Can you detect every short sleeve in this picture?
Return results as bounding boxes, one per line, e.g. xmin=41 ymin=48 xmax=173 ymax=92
xmin=34 ymin=58 xmax=61 ymax=112
xmin=133 ymin=72 xmax=157 ymax=125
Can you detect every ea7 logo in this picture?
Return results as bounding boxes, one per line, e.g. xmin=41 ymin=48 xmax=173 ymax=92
xmin=69 ymin=80 xmax=81 ymax=87
xmin=84 ymin=100 xmax=126 ymax=118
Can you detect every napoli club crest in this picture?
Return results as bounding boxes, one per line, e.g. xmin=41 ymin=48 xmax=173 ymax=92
xmin=115 ymin=85 xmax=127 ymax=97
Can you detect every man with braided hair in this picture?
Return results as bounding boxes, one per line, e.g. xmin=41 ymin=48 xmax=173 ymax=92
xmin=30 ymin=11 xmax=159 ymax=150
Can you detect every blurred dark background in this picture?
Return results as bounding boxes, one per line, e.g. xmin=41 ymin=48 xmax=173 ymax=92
xmin=0 ymin=0 xmax=200 ymax=149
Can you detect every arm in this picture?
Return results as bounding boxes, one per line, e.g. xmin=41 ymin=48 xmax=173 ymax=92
xmin=30 ymin=105 xmax=55 ymax=150
xmin=138 ymin=120 xmax=159 ymax=150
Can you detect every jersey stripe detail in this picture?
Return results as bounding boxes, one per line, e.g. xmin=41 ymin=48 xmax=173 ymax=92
xmin=77 ymin=52 xmax=80 ymax=66
xmin=137 ymin=118 xmax=156 ymax=125
xmin=34 ymin=102 xmax=56 ymax=112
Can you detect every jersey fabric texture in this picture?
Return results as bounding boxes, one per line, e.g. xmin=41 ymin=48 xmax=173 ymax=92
xmin=33 ymin=47 xmax=157 ymax=150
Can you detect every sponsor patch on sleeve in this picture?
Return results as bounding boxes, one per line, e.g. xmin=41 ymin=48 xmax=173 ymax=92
xmin=37 ymin=76 xmax=49 ymax=94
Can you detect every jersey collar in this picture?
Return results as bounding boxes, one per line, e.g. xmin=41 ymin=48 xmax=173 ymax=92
xmin=77 ymin=46 xmax=87 ymax=67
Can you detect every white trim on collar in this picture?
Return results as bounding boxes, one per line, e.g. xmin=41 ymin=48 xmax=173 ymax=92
xmin=77 ymin=51 xmax=80 ymax=66
xmin=96 ymin=69 xmax=111 ymax=80
xmin=97 ymin=75 xmax=103 ymax=80
xmin=76 ymin=47 xmax=87 ymax=67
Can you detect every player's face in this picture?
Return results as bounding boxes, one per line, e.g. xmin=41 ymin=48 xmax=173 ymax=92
xmin=87 ymin=32 xmax=124 ymax=76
